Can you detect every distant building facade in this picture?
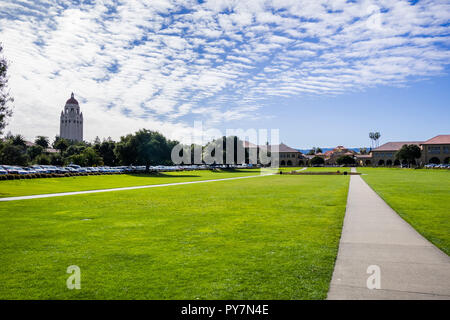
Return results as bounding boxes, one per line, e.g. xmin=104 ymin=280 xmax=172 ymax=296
xmin=315 ymin=146 xmax=356 ymax=165
xmin=60 ymin=93 xmax=83 ymax=142
xmin=371 ymin=141 xmax=423 ymax=166
xmin=420 ymin=135 xmax=450 ymax=164
xmin=358 ymin=134 xmax=450 ymax=166
xmin=266 ymin=143 xmax=306 ymax=166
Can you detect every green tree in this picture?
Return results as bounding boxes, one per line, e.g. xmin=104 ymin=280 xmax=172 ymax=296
xmin=0 ymin=44 xmax=13 ymax=135
xmin=336 ymin=155 xmax=355 ymax=165
xmin=0 ymin=143 xmax=28 ymax=165
xmin=35 ymin=154 xmax=51 ymax=165
xmin=203 ymin=136 xmax=248 ymax=166
xmin=396 ymin=144 xmax=421 ymax=167
xmin=94 ymin=139 xmax=117 ymax=166
xmin=114 ymin=133 xmax=138 ymax=166
xmin=53 ymin=136 xmax=70 ymax=153
xmin=82 ymin=147 xmax=103 ymax=166
xmin=310 ymin=156 xmax=325 ymax=166
xmin=50 ymin=153 xmax=64 ymax=166
xmin=27 ymin=145 xmax=44 ymax=161
xmin=369 ymin=131 xmax=381 ymax=148
xmin=35 ymin=136 xmax=49 ymax=148
xmin=307 ymin=147 xmax=323 ymax=155
xmin=64 ymin=144 xmax=86 ymax=157
xmin=9 ymin=134 xmax=26 ymax=147
xmin=115 ymin=129 xmax=173 ymax=170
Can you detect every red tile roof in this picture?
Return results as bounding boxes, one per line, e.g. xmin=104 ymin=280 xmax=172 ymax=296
xmin=373 ymin=141 xmax=423 ymax=151
xmin=243 ymin=141 xmax=258 ymax=148
xmin=421 ymin=134 xmax=450 ymax=145
xmin=266 ymin=143 xmax=302 ymax=153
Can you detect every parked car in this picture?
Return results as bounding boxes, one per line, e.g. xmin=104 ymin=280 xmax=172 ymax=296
xmin=55 ymin=167 xmax=69 ymax=174
xmin=2 ymin=165 xmax=29 ymax=175
xmin=23 ymin=167 xmax=37 ymax=174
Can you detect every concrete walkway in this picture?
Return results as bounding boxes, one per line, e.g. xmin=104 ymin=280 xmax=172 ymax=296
xmin=328 ymin=168 xmax=450 ymax=299
xmin=0 ymin=174 xmax=272 ymax=202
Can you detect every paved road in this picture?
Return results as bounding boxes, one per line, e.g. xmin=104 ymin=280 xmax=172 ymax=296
xmin=0 ymin=174 xmax=272 ymax=202
xmin=328 ymin=168 xmax=450 ymax=299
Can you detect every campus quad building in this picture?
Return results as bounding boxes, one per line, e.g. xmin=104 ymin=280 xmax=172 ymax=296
xmin=359 ymin=134 xmax=450 ymax=166
xmin=262 ymin=143 xmax=307 ymax=166
xmin=420 ymin=135 xmax=450 ymax=164
xmin=370 ymin=141 xmax=423 ymax=166
xmin=315 ymin=146 xmax=357 ymax=165
xmin=60 ymin=93 xmax=83 ymax=142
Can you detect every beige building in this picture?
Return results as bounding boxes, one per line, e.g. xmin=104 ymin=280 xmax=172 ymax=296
xmin=60 ymin=93 xmax=83 ymax=142
xmin=265 ymin=143 xmax=306 ymax=166
xmin=420 ymin=135 xmax=450 ymax=164
xmin=371 ymin=141 xmax=423 ymax=166
xmin=359 ymin=134 xmax=450 ymax=166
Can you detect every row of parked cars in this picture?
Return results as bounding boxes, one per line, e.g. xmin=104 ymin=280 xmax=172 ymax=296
xmin=424 ymin=164 xmax=450 ymax=169
xmin=0 ymin=164 xmax=255 ymax=175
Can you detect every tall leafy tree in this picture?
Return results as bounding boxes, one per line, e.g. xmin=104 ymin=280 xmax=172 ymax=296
xmin=203 ymin=136 xmax=248 ymax=166
xmin=369 ymin=132 xmax=375 ymax=149
xmin=307 ymin=147 xmax=323 ymax=155
xmin=0 ymin=44 xmax=13 ymax=135
xmin=0 ymin=143 xmax=28 ymax=165
xmin=53 ymin=136 xmax=70 ymax=153
xmin=310 ymin=156 xmax=325 ymax=165
xmin=336 ymin=155 xmax=355 ymax=165
xmin=374 ymin=132 xmax=381 ymax=147
xmin=94 ymin=138 xmax=117 ymax=166
xmin=115 ymin=129 xmax=173 ymax=170
xmin=396 ymin=144 xmax=421 ymax=167
xmin=35 ymin=136 xmax=50 ymax=148
xmin=8 ymin=134 xmax=26 ymax=147
xmin=27 ymin=145 xmax=44 ymax=161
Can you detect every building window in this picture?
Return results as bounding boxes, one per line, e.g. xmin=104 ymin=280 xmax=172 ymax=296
xmin=444 ymin=146 xmax=449 ymax=154
xmin=428 ymin=146 xmax=441 ymax=154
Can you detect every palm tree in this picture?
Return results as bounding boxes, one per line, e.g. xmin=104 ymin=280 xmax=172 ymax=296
xmin=369 ymin=132 xmax=375 ymax=149
xmin=374 ymin=132 xmax=381 ymax=147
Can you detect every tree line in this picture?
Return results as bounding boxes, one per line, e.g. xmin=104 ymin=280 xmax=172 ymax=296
xmin=0 ymin=129 xmax=178 ymax=168
xmin=0 ymin=131 xmax=265 ymax=168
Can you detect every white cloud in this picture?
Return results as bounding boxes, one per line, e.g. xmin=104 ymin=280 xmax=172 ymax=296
xmin=0 ymin=0 xmax=449 ymax=143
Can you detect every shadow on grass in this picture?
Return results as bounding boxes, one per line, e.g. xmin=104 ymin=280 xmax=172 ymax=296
xmin=207 ymin=168 xmax=259 ymax=173
xmin=124 ymin=173 xmax=200 ymax=178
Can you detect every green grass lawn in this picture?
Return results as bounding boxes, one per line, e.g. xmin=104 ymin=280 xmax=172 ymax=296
xmin=0 ymin=169 xmax=260 ymax=198
xmin=303 ymin=167 xmax=351 ymax=173
xmin=358 ymin=167 xmax=450 ymax=255
xmin=0 ymin=174 xmax=349 ymax=299
xmin=277 ymin=167 xmax=305 ymax=172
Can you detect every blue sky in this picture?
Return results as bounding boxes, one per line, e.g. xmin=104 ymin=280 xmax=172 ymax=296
xmin=0 ymin=0 xmax=449 ymax=148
